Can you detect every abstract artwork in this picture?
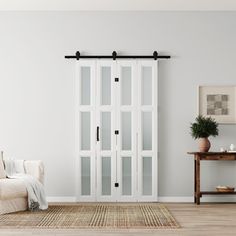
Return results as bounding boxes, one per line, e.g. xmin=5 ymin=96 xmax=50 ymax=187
xmin=198 ymin=86 xmax=236 ymax=124
xmin=207 ymin=94 xmax=228 ymax=115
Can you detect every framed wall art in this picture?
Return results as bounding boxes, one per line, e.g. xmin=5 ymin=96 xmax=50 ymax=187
xmin=198 ymin=86 xmax=236 ymax=124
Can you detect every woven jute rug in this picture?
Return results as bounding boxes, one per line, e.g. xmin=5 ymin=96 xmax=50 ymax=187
xmin=0 ymin=203 xmax=180 ymax=229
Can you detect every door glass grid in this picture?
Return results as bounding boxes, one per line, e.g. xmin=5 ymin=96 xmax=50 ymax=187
xmin=122 ymin=157 xmax=132 ymax=195
xmin=121 ymin=112 xmax=132 ymax=150
xmin=142 ymin=157 xmax=152 ymax=195
xmin=81 ymin=157 xmax=91 ymax=195
xmin=142 ymin=112 xmax=152 ymax=150
xmin=102 ymin=157 xmax=111 ymax=195
xmin=80 ymin=67 xmax=91 ymax=105
xmin=141 ymin=66 xmax=152 ymax=105
xmin=121 ymin=66 xmax=132 ymax=105
xmin=101 ymin=112 xmax=111 ymax=150
xmin=101 ymin=67 xmax=111 ymax=105
xmin=81 ymin=112 xmax=90 ymax=150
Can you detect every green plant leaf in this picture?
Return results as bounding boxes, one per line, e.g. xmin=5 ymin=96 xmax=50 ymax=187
xmin=190 ymin=115 xmax=219 ymax=139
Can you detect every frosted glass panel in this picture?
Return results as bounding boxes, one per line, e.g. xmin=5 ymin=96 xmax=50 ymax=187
xmin=122 ymin=157 xmax=132 ymax=195
xmin=101 ymin=67 xmax=111 ymax=105
xmin=81 ymin=157 xmax=90 ymax=195
xmin=81 ymin=112 xmax=90 ymax=150
xmin=142 ymin=112 xmax=152 ymax=150
xmin=121 ymin=67 xmax=132 ymax=105
xmin=121 ymin=112 xmax=132 ymax=150
xmin=80 ymin=67 xmax=90 ymax=105
xmin=101 ymin=112 xmax=111 ymax=150
xmin=142 ymin=157 xmax=152 ymax=195
xmin=141 ymin=66 xmax=152 ymax=105
xmin=102 ymin=157 xmax=111 ymax=195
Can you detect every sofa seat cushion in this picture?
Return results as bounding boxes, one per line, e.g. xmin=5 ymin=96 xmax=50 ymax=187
xmin=0 ymin=179 xmax=27 ymax=200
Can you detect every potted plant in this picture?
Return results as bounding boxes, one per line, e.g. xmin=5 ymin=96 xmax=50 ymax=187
xmin=190 ymin=115 xmax=219 ymax=152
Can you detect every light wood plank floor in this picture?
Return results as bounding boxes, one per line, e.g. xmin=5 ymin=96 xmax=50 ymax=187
xmin=1 ymin=203 xmax=236 ymax=236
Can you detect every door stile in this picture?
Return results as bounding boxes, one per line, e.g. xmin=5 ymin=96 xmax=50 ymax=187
xmin=153 ymin=60 xmax=158 ymax=202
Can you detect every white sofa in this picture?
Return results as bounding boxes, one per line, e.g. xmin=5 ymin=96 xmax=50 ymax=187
xmin=0 ymin=160 xmax=45 ymax=214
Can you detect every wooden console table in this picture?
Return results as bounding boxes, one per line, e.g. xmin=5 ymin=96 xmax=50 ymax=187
xmin=188 ymin=152 xmax=236 ymax=205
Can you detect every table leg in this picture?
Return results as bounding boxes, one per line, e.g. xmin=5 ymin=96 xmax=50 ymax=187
xmin=194 ymin=159 xmax=196 ymax=203
xmin=196 ymin=157 xmax=200 ymax=205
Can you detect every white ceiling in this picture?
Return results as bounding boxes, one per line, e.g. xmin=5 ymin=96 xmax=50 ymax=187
xmin=0 ymin=0 xmax=236 ymax=11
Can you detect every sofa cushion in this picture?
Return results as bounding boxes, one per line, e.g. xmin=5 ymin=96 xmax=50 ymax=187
xmin=0 ymin=178 xmax=27 ymax=200
xmin=0 ymin=155 xmax=6 ymax=179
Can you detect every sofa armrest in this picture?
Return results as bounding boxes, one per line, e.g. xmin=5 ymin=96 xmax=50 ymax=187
xmin=24 ymin=160 xmax=44 ymax=184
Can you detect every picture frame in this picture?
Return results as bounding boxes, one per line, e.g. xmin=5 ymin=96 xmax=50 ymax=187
xmin=198 ymin=86 xmax=236 ymax=124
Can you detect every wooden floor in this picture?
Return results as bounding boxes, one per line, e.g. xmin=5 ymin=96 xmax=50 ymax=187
xmin=1 ymin=203 xmax=236 ymax=236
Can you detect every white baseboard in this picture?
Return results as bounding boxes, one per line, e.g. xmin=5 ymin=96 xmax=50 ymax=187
xmin=159 ymin=196 xmax=236 ymax=203
xmin=47 ymin=197 xmax=76 ymax=202
xmin=158 ymin=197 xmax=193 ymax=202
xmin=47 ymin=196 xmax=236 ymax=203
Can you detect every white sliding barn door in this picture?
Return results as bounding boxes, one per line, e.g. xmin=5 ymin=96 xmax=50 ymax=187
xmin=76 ymin=59 xmax=158 ymax=202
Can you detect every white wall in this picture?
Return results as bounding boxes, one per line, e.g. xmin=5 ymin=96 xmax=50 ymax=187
xmin=0 ymin=11 xmax=236 ymax=199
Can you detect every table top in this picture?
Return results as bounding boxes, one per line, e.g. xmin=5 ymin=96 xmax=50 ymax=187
xmin=188 ymin=152 xmax=236 ymax=155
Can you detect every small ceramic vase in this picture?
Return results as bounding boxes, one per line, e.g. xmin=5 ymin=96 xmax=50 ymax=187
xmin=230 ymin=144 xmax=235 ymax=151
xmin=220 ymin=147 xmax=225 ymax=152
xmin=198 ymin=138 xmax=211 ymax=152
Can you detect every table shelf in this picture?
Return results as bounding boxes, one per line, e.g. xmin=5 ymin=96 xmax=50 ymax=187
xmin=201 ymin=191 xmax=236 ymax=195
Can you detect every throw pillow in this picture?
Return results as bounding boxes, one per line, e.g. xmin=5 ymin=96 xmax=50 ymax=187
xmin=0 ymin=152 xmax=6 ymax=179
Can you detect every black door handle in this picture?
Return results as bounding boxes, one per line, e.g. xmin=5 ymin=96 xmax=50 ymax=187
xmin=96 ymin=126 xmax=99 ymax=141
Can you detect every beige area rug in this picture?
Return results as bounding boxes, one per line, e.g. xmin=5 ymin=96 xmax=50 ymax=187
xmin=0 ymin=203 xmax=180 ymax=229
